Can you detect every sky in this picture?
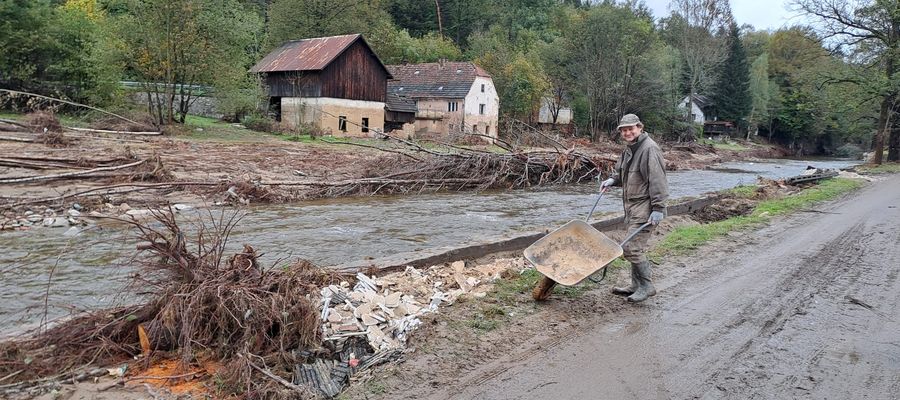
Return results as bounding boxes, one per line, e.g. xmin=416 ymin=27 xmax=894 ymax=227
xmin=643 ymin=0 xmax=804 ymax=31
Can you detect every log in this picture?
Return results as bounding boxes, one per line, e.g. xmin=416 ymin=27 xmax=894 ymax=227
xmin=0 ymin=135 xmax=34 ymax=143
xmin=0 ymin=159 xmax=147 ymax=184
xmin=67 ymin=126 xmax=161 ymax=136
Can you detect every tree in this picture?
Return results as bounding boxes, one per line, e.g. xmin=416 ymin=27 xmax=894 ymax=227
xmin=711 ymin=23 xmax=751 ymax=128
xmin=115 ymin=0 xmax=260 ymax=125
xmin=0 ymin=0 xmax=117 ymax=104
xmin=266 ymin=0 xmax=390 ymax=51
xmin=663 ymin=0 xmax=733 ymax=140
xmin=560 ymin=2 xmax=665 ymax=139
xmin=747 ymin=54 xmax=771 ymax=138
xmin=795 ymin=0 xmax=900 ymax=163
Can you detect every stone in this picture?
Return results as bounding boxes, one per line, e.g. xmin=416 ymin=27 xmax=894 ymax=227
xmin=451 ymin=260 xmax=465 ymax=272
xmin=67 ymin=209 xmax=81 ymax=218
xmin=125 ymin=209 xmax=153 ymax=218
xmin=385 ymin=292 xmax=401 ymax=308
xmin=454 ymin=273 xmax=471 ymax=293
xmin=337 ymin=323 xmax=360 ymax=332
xmin=118 ymin=203 xmax=131 ymax=212
xmin=372 ymin=294 xmax=386 ymax=306
xmin=326 ymin=309 xmax=343 ymax=323
xmin=27 ymin=215 xmax=43 ymax=223
xmin=173 ymin=203 xmax=192 ymax=211
xmin=72 ymin=203 xmax=82 ymax=211
xmin=395 ymin=304 xmax=409 ymax=316
xmin=63 ymin=227 xmax=80 ymax=236
xmin=42 ymin=217 xmax=55 ymax=227
xmin=354 ymin=303 xmax=373 ymax=319
xmin=349 ymin=292 xmax=365 ymax=302
xmin=361 ymin=314 xmax=379 ymax=326
xmin=24 ymin=211 xmax=34 ymax=216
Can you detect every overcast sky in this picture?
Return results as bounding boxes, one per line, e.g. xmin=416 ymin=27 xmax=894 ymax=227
xmin=643 ymin=0 xmax=805 ymax=31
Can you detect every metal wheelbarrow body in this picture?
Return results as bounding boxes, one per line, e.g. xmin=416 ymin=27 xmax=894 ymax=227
xmin=525 ymin=189 xmax=650 ymax=300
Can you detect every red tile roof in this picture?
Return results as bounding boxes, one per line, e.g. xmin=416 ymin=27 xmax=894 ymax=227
xmin=386 ymin=61 xmax=491 ymax=99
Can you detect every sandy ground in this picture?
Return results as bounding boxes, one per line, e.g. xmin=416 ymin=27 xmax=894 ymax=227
xmin=343 ymin=174 xmax=900 ymax=400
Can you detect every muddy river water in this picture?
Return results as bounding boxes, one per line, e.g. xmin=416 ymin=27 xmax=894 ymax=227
xmin=0 ymin=158 xmax=857 ymax=335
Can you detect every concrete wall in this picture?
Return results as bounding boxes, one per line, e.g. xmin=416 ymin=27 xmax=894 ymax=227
xmin=129 ymin=92 xmax=222 ymax=119
xmin=413 ymin=98 xmax=464 ymax=136
xmin=282 ymin=97 xmax=385 ymax=137
xmin=463 ymin=77 xmax=500 ymax=138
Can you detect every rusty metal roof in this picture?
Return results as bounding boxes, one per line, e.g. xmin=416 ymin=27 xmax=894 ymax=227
xmin=250 ymin=34 xmax=366 ymax=73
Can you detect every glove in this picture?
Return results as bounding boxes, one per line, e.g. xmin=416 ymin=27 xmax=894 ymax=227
xmin=649 ymin=211 xmax=664 ymax=225
xmin=600 ymin=178 xmax=615 ymax=190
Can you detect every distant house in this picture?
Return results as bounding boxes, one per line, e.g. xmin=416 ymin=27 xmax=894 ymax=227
xmin=678 ymin=94 xmax=714 ymax=124
xmin=386 ymin=61 xmax=499 ymax=138
xmin=537 ymin=97 xmax=573 ymax=125
xmin=250 ymin=34 xmax=391 ymax=137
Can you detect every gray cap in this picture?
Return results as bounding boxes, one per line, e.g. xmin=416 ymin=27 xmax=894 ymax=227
xmin=616 ymin=114 xmax=642 ymax=130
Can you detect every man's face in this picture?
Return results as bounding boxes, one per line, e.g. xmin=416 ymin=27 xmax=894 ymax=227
xmin=619 ymin=124 xmax=642 ymax=142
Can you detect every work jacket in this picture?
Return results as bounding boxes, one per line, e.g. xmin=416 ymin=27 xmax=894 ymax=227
xmin=611 ymin=132 xmax=669 ymax=224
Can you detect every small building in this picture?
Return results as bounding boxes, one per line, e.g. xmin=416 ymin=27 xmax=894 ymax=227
xmin=386 ymin=61 xmax=499 ymax=139
xmin=537 ymin=96 xmax=573 ymax=125
xmin=250 ymin=34 xmax=391 ymax=137
xmin=678 ymin=94 xmax=714 ymax=124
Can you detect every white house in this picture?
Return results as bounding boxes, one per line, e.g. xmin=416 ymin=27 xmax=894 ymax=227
xmin=387 ymin=61 xmax=500 ymax=138
xmin=678 ymin=94 xmax=713 ymax=124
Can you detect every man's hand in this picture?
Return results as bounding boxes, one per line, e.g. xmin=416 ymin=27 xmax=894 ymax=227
xmin=649 ymin=211 xmax=664 ymax=225
xmin=600 ymin=178 xmax=615 ymax=191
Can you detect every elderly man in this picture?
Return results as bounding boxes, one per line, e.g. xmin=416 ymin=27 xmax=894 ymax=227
xmin=600 ymin=114 xmax=669 ymax=303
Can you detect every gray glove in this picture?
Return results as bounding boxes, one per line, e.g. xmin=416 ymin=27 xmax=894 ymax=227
xmin=649 ymin=211 xmax=664 ymax=225
xmin=600 ymin=178 xmax=615 ymax=190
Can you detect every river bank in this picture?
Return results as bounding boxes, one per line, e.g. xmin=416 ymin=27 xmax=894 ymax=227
xmin=1 ymin=114 xmax=788 ymax=231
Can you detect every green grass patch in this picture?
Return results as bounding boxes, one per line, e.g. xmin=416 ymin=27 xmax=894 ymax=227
xmin=652 ymin=178 xmax=864 ymax=260
xmin=725 ymin=185 xmax=758 ymax=198
xmin=699 ymin=138 xmax=749 ymax=151
xmin=856 ymin=162 xmax=900 ymax=174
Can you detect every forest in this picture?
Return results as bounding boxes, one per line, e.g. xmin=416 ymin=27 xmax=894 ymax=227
xmin=1 ymin=0 xmax=899 ymax=161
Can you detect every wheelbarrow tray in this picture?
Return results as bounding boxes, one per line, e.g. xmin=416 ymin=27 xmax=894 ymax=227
xmin=524 ymin=220 xmax=623 ymax=286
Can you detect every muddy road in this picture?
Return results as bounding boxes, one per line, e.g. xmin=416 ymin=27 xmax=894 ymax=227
xmin=406 ymin=175 xmax=900 ymax=400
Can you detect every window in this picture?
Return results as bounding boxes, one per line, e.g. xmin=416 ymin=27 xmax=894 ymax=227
xmin=448 ymin=102 xmax=458 ymax=112
xmin=361 ymin=117 xmax=369 ymax=133
xmin=479 ymin=104 xmax=485 ymax=115
xmin=481 ymin=84 xmax=485 ymax=93
xmin=338 ymin=116 xmax=347 ymax=132
xmin=472 ymin=125 xmax=478 ymax=134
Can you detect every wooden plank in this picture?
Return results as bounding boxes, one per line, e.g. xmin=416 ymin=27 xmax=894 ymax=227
xmin=333 ymin=196 xmax=717 ymax=274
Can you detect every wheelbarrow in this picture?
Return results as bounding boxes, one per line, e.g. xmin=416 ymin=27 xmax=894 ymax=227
xmin=526 ymin=188 xmax=651 ymax=300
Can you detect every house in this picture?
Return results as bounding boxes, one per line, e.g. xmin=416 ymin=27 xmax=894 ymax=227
xmin=386 ymin=61 xmax=499 ymax=138
xmin=250 ymin=34 xmax=391 ymax=137
xmin=537 ymin=96 xmax=573 ymax=125
xmin=677 ymin=94 xmax=714 ymax=124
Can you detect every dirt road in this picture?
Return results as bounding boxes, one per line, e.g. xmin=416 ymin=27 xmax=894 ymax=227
xmin=423 ymin=175 xmax=900 ymax=399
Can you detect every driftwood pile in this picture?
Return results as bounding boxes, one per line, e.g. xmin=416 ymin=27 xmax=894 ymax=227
xmin=0 ymin=209 xmax=345 ymax=399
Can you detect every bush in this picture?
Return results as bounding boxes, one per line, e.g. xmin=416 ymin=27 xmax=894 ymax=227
xmin=834 ymin=143 xmax=864 ymax=159
xmin=241 ymin=114 xmax=275 ymax=133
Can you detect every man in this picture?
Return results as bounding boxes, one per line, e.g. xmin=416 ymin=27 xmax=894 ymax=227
xmin=600 ymin=114 xmax=669 ymax=303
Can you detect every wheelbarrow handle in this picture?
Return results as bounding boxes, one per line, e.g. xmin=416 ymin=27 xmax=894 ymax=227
xmin=585 ymin=187 xmax=608 ymax=222
xmin=620 ymin=222 xmax=652 ymax=246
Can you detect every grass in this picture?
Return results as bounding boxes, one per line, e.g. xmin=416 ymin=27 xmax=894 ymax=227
xmin=855 ymin=162 xmax=900 ymax=174
xmin=699 ymin=138 xmax=750 ymax=151
xmin=651 ymin=178 xmax=864 ymax=260
xmin=725 ymin=184 xmax=758 ymax=198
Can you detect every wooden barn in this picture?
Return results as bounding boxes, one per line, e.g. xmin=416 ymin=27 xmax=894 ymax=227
xmin=250 ymin=34 xmax=391 ymax=136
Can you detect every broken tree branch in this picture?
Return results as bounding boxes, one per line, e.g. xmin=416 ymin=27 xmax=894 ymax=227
xmin=67 ymin=127 xmax=160 ymax=136
xmin=0 ymin=159 xmax=148 ymax=184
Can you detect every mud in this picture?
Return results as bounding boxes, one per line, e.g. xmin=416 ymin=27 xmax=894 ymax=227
xmin=342 ymin=175 xmax=900 ymax=400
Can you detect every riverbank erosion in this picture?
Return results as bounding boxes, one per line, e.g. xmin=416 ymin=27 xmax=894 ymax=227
xmin=0 ymin=113 xmax=788 ymax=229
xmin=0 ymin=170 xmax=879 ymax=399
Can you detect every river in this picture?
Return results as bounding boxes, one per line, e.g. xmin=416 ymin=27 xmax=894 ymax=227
xmin=0 ymin=158 xmax=858 ymax=336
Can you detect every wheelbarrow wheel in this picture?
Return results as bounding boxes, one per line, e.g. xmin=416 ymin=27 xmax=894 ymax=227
xmin=532 ymin=276 xmax=557 ymax=301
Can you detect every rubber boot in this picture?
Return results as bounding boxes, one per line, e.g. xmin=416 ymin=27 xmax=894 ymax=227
xmin=627 ymin=261 xmax=657 ymax=303
xmin=611 ymin=263 xmax=638 ymax=296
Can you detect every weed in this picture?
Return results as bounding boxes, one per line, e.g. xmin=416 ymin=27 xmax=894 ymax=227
xmin=652 ymin=178 xmax=863 ymax=259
